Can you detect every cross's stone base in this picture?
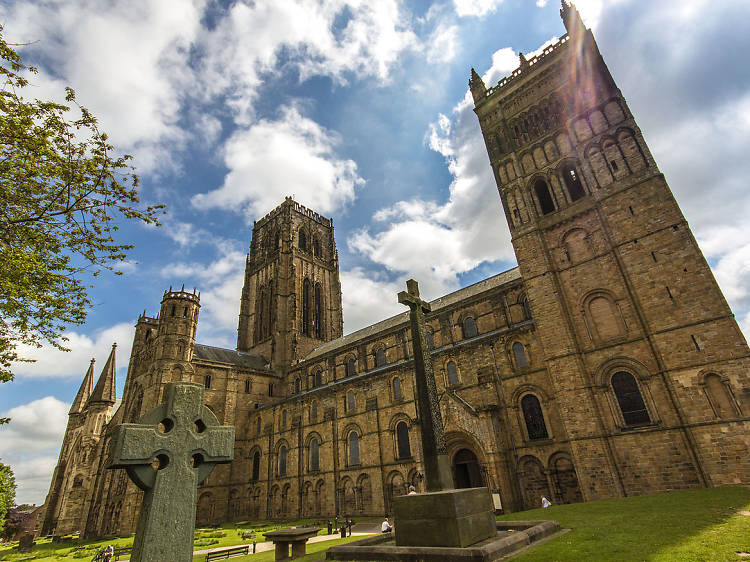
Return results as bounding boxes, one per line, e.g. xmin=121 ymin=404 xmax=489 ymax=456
xmin=326 ymin=520 xmax=562 ymax=561
xmin=393 ymin=488 xmax=496 ymax=548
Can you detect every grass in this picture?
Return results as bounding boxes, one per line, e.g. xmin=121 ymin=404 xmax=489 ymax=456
xmin=497 ymin=486 xmax=750 ymax=561
xmin=191 ymin=535 xmax=375 ymax=562
xmin=0 ymin=518 xmax=352 ymax=561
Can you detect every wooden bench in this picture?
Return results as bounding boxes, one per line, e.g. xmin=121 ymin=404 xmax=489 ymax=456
xmin=113 ymin=547 xmax=131 ymax=561
xmin=204 ymin=545 xmax=250 ymax=561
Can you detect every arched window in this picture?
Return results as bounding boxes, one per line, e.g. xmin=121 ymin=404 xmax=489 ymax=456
xmin=395 ymin=421 xmax=411 ymax=460
xmin=268 ymin=383 xmax=274 ymax=396
xmin=346 ymin=358 xmax=357 ymax=377
xmin=278 ymin=445 xmax=287 ymax=476
xmin=348 ymin=432 xmax=360 ymax=465
xmin=311 ymin=401 xmax=318 ymax=422
xmin=347 ymin=390 xmax=356 ymax=412
xmin=521 ymin=394 xmax=549 ymax=440
xmin=170 ymin=305 xmax=176 ymax=317
xmin=462 ymin=317 xmax=478 ymax=339
xmin=294 ymin=377 xmax=300 ymax=394
xmin=256 ymin=418 xmax=261 ymax=435
xmin=560 ymin=164 xmax=586 ymax=201
xmin=447 ymin=361 xmax=459 ymax=385
xmin=281 ymin=410 xmax=287 ymax=429
xmin=313 ymin=236 xmax=321 ymax=257
xmin=245 ymin=380 xmax=251 ymax=394
xmin=534 ymin=178 xmax=555 ymax=215
xmin=309 ymin=438 xmax=320 ymax=472
xmin=522 ymin=297 xmax=532 ymax=320
xmin=302 ymin=279 xmax=311 ymax=335
xmin=256 ymin=287 xmax=266 ymax=342
xmin=298 ymin=228 xmax=307 ymax=251
xmin=392 ymin=377 xmax=402 ymax=401
xmin=512 ymin=342 xmax=529 ymax=369
xmin=204 ymin=375 xmax=212 ymax=389
xmin=611 ymin=371 xmax=650 ymax=425
xmin=274 ymin=231 xmax=280 ymax=249
xmin=426 ymin=329 xmax=435 ymax=350
xmin=375 ymin=348 xmax=386 ymax=367
xmin=311 ymin=369 xmax=322 ymax=388
xmin=314 ymin=283 xmax=323 ymax=339
xmin=252 ymin=451 xmax=260 ymax=481
xmin=704 ymin=374 xmax=736 ymax=418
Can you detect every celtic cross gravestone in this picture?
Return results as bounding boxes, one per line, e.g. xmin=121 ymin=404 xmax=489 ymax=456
xmin=398 ymin=278 xmax=453 ymax=491
xmin=106 ymin=382 xmax=234 ymax=561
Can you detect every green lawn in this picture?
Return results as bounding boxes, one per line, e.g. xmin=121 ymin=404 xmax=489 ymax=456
xmin=191 ymin=535 xmax=375 ymax=562
xmin=0 ymin=518 xmax=353 ymax=561
xmin=498 ymin=486 xmax=750 ymax=561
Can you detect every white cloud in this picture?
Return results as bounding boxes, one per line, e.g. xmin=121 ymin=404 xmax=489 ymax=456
xmin=5 ymin=0 xmax=205 ymax=172
xmin=3 ymin=455 xmax=59 ymax=506
xmin=0 ymin=397 xmax=69 ymax=454
xmin=0 ymin=397 xmax=69 ymax=505
xmin=536 ymin=0 xmax=549 ymax=7
xmin=348 ymin=45 xmax=518 ymax=297
xmin=340 ymin=268 xmax=404 ymax=333
xmin=425 ymin=21 xmax=460 ymax=64
xmin=452 ymin=0 xmax=504 ymax=18
xmin=191 ymin=105 xmax=364 ymax=218
xmin=11 ymin=323 xmax=135 ymax=380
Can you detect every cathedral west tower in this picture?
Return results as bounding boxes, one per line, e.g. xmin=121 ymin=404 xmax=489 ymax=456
xmin=237 ymin=197 xmax=344 ymax=371
xmin=471 ymin=1 xmax=750 ymax=497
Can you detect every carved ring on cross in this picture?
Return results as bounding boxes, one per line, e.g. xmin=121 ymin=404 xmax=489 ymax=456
xmin=112 ymin=401 xmax=222 ymax=490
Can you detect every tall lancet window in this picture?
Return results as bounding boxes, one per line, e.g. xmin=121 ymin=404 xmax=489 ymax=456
xmin=302 ymin=279 xmax=311 ymax=335
xmin=314 ymin=283 xmax=324 ymax=339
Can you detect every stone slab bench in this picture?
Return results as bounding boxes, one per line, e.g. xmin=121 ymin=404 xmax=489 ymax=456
xmin=263 ymin=527 xmax=321 ymax=561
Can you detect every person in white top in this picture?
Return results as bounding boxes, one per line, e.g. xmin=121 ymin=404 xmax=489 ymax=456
xmin=381 ymin=518 xmax=392 ymax=532
xmin=407 ymin=485 xmax=417 ymax=495
xmin=541 ymin=496 xmax=551 ymax=508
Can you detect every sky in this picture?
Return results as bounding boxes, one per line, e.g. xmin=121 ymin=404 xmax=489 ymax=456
xmin=1 ymin=0 xmax=749 ymax=506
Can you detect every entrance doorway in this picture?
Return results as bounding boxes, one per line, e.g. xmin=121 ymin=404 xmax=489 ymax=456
xmin=452 ymin=449 xmax=484 ymax=488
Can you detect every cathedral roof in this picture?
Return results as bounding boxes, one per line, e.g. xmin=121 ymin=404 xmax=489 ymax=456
xmin=69 ymin=359 xmax=95 ymax=415
xmin=88 ymin=344 xmax=117 ymax=405
xmin=303 ymin=266 xmax=522 ymax=361
xmin=193 ymin=344 xmax=271 ymax=371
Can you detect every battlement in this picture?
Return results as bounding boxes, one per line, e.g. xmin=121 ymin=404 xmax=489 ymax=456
xmin=137 ymin=313 xmax=159 ymax=324
xmin=482 ymin=34 xmax=570 ymax=102
xmin=255 ymin=196 xmax=332 ymax=229
xmin=161 ymin=286 xmax=201 ymax=304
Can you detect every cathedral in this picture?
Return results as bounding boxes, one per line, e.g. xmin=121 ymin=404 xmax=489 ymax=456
xmin=41 ymin=3 xmax=750 ymax=538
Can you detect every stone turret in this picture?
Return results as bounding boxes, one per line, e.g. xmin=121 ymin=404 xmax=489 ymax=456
xmin=158 ymin=287 xmax=200 ymax=364
xmin=88 ymin=344 xmax=117 ymax=406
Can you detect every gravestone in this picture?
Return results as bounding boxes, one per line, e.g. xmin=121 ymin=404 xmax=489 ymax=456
xmin=395 ymin=279 xmax=496 ymax=548
xmin=106 ymin=382 xmax=234 ymax=561
xmin=17 ymin=533 xmax=34 ymax=553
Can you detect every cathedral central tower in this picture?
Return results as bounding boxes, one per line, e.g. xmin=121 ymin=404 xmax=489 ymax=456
xmin=237 ymin=197 xmax=344 ymax=370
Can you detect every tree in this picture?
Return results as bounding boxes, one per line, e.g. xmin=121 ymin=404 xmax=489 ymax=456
xmin=0 ymin=460 xmax=15 ymax=531
xmin=0 ymin=26 xmax=164 ymax=396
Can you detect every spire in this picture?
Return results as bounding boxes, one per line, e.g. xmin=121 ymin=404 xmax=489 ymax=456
xmin=88 ymin=343 xmax=117 ymax=405
xmin=469 ymin=67 xmax=487 ymax=105
xmin=560 ymin=1 xmax=585 ymax=35
xmin=69 ymin=359 xmax=95 ymax=414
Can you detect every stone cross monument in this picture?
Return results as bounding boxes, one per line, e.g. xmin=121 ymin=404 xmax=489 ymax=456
xmin=398 ymin=279 xmax=453 ymax=491
xmin=107 ymin=382 xmax=234 ymax=562
xmin=394 ymin=279 xmax=496 ymax=548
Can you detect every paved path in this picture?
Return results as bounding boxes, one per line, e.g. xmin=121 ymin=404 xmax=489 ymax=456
xmin=119 ymin=521 xmax=379 ymax=560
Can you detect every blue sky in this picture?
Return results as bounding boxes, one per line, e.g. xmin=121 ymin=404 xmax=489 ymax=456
xmin=1 ymin=0 xmax=749 ymax=505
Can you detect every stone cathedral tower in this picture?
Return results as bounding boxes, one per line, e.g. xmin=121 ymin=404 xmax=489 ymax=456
xmin=237 ymin=197 xmax=344 ymax=371
xmin=470 ymin=1 xmax=749 ymax=496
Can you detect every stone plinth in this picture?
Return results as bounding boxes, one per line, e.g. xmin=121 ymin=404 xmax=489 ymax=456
xmin=394 ymin=488 xmax=496 ymax=548
xmin=263 ymin=527 xmax=321 ymax=561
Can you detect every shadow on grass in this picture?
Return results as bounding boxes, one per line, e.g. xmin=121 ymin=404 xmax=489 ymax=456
xmin=498 ymin=486 xmax=750 ymax=561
